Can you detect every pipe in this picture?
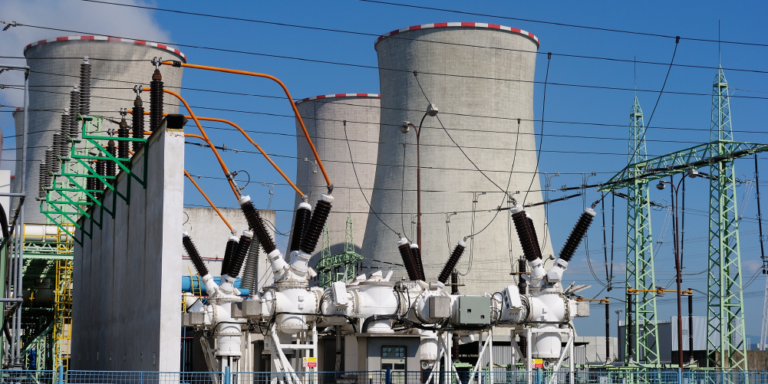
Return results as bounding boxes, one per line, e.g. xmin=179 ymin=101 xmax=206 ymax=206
xmin=160 ymin=61 xmax=332 ymax=190
xmin=183 ymin=170 xmax=232 ymax=231
xmin=181 ymin=276 xmax=249 ymax=296
xmin=144 ymin=87 xmax=240 ymax=199
xmin=131 ymin=110 xmax=305 ymax=197
xmin=183 ymin=115 xmax=303 ymax=197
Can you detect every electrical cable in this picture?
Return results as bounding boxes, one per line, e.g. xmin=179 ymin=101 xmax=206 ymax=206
xmin=68 ymin=1 xmax=768 ymax=59
xmin=9 ymin=82 xmax=768 ymax=140
xmin=523 ymin=53 xmax=551 ymax=206
xmin=353 ymin=0 xmax=768 ymax=48
xmin=342 ymin=120 xmax=399 ymax=236
xmin=8 ymin=22 xmax=757 ymax=100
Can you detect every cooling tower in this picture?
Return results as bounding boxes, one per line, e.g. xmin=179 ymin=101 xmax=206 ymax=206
xmin=21 ymin=35 xmax=186 ymax=223
xmin=363 ymin=23 xmax=554 ymax=295
xmin=293 ymin=94 xmax=380 ymax=260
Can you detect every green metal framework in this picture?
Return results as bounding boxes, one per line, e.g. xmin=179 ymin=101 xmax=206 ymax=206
xmin=316 ymin=214 xmax=364 ymax=288
xmin=707 ymin=67 xmax=748 ymax=370
xmin=600 ymin=69 xmax=761 ymax=372
xmin=624 ymin=97 xmax=660 ymax=365
xmin=40 ymin=116 xmax=148 ymax=245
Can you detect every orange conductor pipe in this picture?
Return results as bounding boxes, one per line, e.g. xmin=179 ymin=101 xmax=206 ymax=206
xmin=129 ymin=109 xmax=304 ymax=197
xmin=184 ymin=170 xmax=233 ymax=231
xmin=160 ymin=61 xmax=332 ymax=190
xmin=146 ymin=87 xmax=240 ymax=199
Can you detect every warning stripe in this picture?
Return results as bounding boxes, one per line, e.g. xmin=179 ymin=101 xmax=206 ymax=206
xmin=25 ymin=35 xmax=187 ymax=61
xmin=375 ymin=22 xmax=539 ymax=48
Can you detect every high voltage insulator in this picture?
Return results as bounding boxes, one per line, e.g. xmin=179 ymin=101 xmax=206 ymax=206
xmin=118 ymin=114 xmax=129 ymax=159
xmin=79 ymin=57 xmax=91 ymax=116
xmin=397 ymin=238 xmax=419 ymax=281
xmin=240 ymin=240 xmax=260 ymax=293
xmin=289 ymin=202 xmax=311 ymax=253
xmin=299 ymin=194 xmax=332 ymax=255
xmin=228 ymin=231 xmax=253 ymax=278
xmin=438 ymin=240 xmax=466 ymax=284
xmin=106 ymin=141 xmax=116 ymax=182
xmin=451 ymin=270 xmax=459 ymax=294
xmin=511 ymin=206 xmax=542 ymax=262
xmin=59 ymin=111 xmax=70 ymax=158
xmin=51 ymin=133 xmax=62 ymax=174
xmin=132 ymin=88 xmax=145 ymax=152
xmin=69 ymin=85 xmax=80 ymax=139
xmin=182 ymin=232 xmax=209 ymax=277
xmin=221 ymin=234 xmax=238 ymax=277
xmin=411 ymin=243 xmax=425 ymax=281
xmin=559 ymin=208 xmax=596 ymax=262
xmin=527 ymin=214 xmax=542 ymax=257
xmin=38 ymin=163 xmax=46 ymax=199
xmin=44 ymin=148 xmax=54 ymax=180
xmin=239 ymin=195 xmax=276 ymax=255
xmin=150 ymin=68 xmax=163 ymax=132
xmin=95 ymin=155 xmax=105 ymax=192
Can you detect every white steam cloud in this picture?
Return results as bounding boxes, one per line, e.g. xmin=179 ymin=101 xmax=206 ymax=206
xmin=0 ymin=0 xmax=172 ymax=107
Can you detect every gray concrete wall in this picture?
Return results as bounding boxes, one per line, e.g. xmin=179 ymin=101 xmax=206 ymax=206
xmin=293 ymin=96 xmax=380 ymax=261
xmin=181 ymin=207 xmax=275 ymax=290
xmin=364 ymin=25 xmax=553 ymax=294
xmin=71 ymin=123 xmax=184 ymax=371
xmin=22 ymin=37 xmax=185 ymax=223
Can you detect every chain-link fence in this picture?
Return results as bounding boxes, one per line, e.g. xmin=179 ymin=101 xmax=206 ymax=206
xmin=1 ymin=369 xmax=766 ymax=384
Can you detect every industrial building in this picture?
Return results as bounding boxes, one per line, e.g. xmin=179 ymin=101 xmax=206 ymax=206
xmin=363 ymin=23 xmax=554 ymax=295
xmin=0 ymin=11 xmax=763 ymax=383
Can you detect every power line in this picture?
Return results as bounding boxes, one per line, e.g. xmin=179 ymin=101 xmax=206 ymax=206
xmin=66 ymin=1 xmax=768 ymax=73
xmin=353 ymin=0 xmax=768 ymax=48
xmin=7 ymin=23 xmax=768 ymax=101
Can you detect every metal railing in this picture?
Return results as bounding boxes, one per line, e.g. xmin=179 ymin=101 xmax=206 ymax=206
xmin=1 ymin=369 xmax=767 ymax=384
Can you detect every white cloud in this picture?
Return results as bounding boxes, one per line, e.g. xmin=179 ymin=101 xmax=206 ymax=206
xmin=0 ymin=0 xmax=171 ymax=107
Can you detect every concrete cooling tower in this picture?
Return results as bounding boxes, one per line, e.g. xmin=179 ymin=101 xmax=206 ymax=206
xmin=293 ymin=93 xmax=380 ymax=260
xmin=362 ymin=23 xmax=554 ymax=295
xmin=20 ymin=35 xmax=185 ymax=223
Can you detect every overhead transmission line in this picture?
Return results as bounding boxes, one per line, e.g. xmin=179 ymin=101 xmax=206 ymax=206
xmin=12 ymin=84 xmax=768 ymax=146
xmin=5 ymin=23 xmax=768 ymax=101
xmin=69 ymin=0 xmax=768 ymax=73
xmin=353 ymin=0 xmax=768 ymax=48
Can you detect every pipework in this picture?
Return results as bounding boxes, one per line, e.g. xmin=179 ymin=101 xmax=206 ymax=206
xmin=159 ymin=60 xmax=333 ymax=192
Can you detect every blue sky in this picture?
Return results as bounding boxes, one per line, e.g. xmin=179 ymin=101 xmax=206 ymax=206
xmin=1 ymin=0 xmax=767 ymax=340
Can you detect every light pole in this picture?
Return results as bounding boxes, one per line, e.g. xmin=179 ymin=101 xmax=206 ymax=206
xmin=615 ymin=309 xmax=623 ymax=362
xmin=657 ymin=170 xmax=697 ymax=369
xmin=401 ymin=104 xmax=438 ymax=250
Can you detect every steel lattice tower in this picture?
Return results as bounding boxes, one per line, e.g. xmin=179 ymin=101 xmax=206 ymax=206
xmin=707 ymin=66 xmax=749 ymax=370
xmin=625 ymin=97 xmax=660 ymax=364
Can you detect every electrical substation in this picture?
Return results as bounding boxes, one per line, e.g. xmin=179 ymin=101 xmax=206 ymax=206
xmin=0 ymin=7 xmax=767 ymax=384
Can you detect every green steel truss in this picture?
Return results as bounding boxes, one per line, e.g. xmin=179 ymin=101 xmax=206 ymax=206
xmin=624 ymin=97 xmax=660 ymax=365
xmin=599 ymin=67 xmax=758 ymax=372
xmin=707 ymin=67 xmax=748 ymax=370
xmin=39 ymin=116 xmax=148 ymax=245
xmin=316 ymin=214 xmax=364 ymax=288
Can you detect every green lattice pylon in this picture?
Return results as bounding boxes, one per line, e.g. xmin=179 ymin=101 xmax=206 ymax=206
xmin=624 ymin=97 xmax=660 ymax=365
xmin=315 ymin=214 xmax=364 ymax=288
xmin=707 ymin=66 xmax=748 ymax=370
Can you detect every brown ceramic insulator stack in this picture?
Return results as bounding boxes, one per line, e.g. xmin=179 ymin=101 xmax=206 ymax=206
xmin=132 ymin=95 xmax=145 ymax=152
xmin=149 ymin=69 xmax=163 ymax=132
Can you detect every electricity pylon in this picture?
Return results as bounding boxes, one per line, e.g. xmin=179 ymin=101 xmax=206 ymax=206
xmin=707 ymin=66 xmax=748 ymax=370
xmin=624 ymin=97 xmax=660 ymax=365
